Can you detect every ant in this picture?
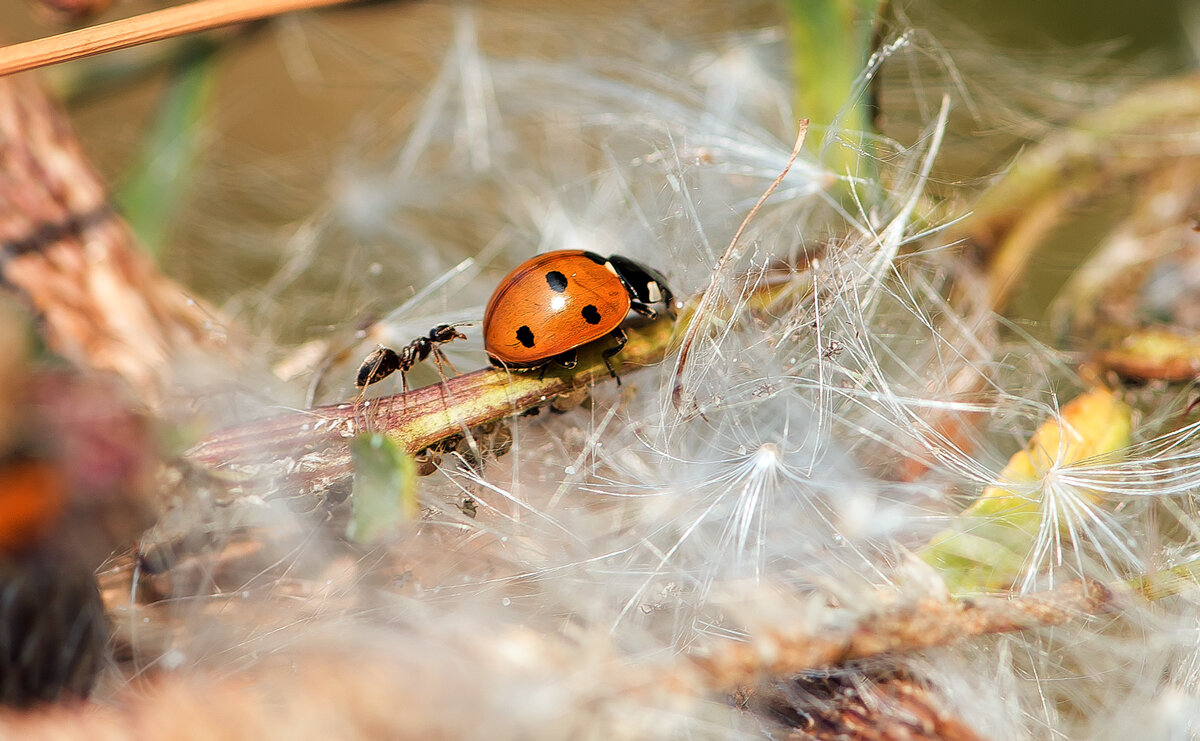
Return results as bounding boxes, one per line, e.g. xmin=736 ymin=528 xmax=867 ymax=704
xmin=355 ymin=323 xmax=468 ymax=396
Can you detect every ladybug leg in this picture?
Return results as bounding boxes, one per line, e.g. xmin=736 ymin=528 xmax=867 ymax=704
xmin=554 ymin=349 xmax=578 ymax=369
xmin=601 ymin=327 xmax=628 ymax=384
xmin=537 ymin=351 xmax=577 ymax=381
xmin=629 ymin=301 xmax=659 ymax=320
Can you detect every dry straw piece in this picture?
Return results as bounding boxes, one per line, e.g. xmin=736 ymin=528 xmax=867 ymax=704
xmin=0 ymin=0 xmax=358 ymax=77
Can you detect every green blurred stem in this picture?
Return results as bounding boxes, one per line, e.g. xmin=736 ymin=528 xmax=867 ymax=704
xmin=116 ymin=43 xmax=218 ymax=256
xmin=782 ymin=0 xmax=884 ymax=183
xmin=52 ymin=36 xmax=226 ymax=107
xmin=1130 ymin=558 xmax=1200 ymax=601
xmin=951 ymin=74 xmax=1200 ymax=314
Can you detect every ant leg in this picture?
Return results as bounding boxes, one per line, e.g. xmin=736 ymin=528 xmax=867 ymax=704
xmin=353 ymin=348 xmax=386 ymax=430
xmin=353 ymin=388 xmax=368 ymax=430
xmin=400 ymin=370 xmax=411 ymax=412
xmin=428 ymin=349 xmax=461 ymax=409
xmin=432 ymin=348 xmax=461 ymax=377
xmin=601 ymin=327 xmax=627 ymax=384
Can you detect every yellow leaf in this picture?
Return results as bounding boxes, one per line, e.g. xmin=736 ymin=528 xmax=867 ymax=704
xmin=920 ymin=388 xmax=1132 ymax=593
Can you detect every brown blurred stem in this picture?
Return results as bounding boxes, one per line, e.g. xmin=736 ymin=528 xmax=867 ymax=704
xmin=0 ymin=0 xmax=359 ymax=77
xmin=0 ymin=73 xmax=238 ymax=402
xmin=63 ymin=574 xmax=1117 ymax=737
xmin=955 ymin=73 xmax=1200 ymax=313
xmin=692 ymin=578 xmax=1120 ymax=692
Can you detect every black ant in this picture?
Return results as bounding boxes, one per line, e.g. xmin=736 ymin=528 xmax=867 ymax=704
xmin=355 ymin=323 xmax=468 ymax=395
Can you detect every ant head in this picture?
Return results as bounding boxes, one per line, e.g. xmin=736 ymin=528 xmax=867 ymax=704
xmin=431 ymin=323 xmax=468 ymax=342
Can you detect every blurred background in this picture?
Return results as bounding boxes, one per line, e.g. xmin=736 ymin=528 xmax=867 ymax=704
xmin=1 ymin=0 xmax=1195 ymax=352
xmin=2 ymin=1 xmax=1200 ymax=735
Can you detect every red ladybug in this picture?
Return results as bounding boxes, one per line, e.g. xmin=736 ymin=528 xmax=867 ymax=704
xmin=483 ymin=250 xmax=675 ymax=380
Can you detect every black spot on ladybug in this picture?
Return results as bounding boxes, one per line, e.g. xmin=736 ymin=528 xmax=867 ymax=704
xmin=546 ymin=271 xmax=568 ymax=292
xmin=517 ymin=325 xmax=536 ymax=348
xmin=581 ymin=305 xmax=602 ymax=325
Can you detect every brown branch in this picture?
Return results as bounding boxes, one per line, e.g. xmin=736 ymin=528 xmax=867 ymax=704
xmin=691 ymin=579 xmax=1120 ymax=693
xmin=185 ymin=313 xmax=680 ymax=497
xmin=0 ymin=0 xmax=359 ymax=77
xmin=184 ymin=271 xmax=809 ymax=502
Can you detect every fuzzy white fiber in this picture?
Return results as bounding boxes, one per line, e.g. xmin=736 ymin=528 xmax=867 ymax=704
xmin=142 ymin=4 xmax=1200 ymax=740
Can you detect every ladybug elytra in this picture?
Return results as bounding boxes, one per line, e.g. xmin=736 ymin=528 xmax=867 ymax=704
xmin=483 ymin=250 xmax=675 ymax=380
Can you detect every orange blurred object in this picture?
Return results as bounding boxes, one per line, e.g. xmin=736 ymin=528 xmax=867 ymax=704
xmin=0 ymin=461 xmax=66 ymax=555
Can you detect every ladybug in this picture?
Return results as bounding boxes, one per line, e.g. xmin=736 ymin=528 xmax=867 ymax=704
xmin=483 ymin=250 xmax=675 ymax=381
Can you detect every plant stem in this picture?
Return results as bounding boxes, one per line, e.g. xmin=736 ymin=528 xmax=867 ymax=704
xmin=782 ymin=0 xmax=884 ymax=181
xmin=186 ymin=314 xmax=680 ymax=499
xmin=0 ymin=0 xmax=358 ymax=77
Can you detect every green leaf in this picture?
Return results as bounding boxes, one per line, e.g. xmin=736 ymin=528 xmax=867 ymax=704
xmin=920 ymin=388 xmax=1133 ymax=593
xmin=347 ymin=433 xmax=419 ymax=544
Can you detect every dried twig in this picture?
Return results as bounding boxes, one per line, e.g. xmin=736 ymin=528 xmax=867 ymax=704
xmin=186 ymin=313 xmax=679 ymax=497
xmin=692 ymin=579 xmax=1120 ymax=692
xmin=0 ymin=0 xmax=359 ymax=77
xmin=186 ymin=272 xmax=804 ymax=500
xmin=671 ymin=120 xmax=808 ymax=411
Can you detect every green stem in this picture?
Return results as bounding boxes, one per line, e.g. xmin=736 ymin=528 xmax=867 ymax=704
xmin=782 ymin=0 xmax=885 ymax=184
xmin=116 ymin=43 xmax=218 ymax=256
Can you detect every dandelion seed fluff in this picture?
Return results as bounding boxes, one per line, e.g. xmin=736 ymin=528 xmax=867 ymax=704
xmin=132 ymin=5 xmax=1200 ymax=740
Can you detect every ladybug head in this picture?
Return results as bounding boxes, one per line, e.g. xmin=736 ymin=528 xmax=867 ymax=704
xmin=606 ymin=255 xmax=676 ymax=319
